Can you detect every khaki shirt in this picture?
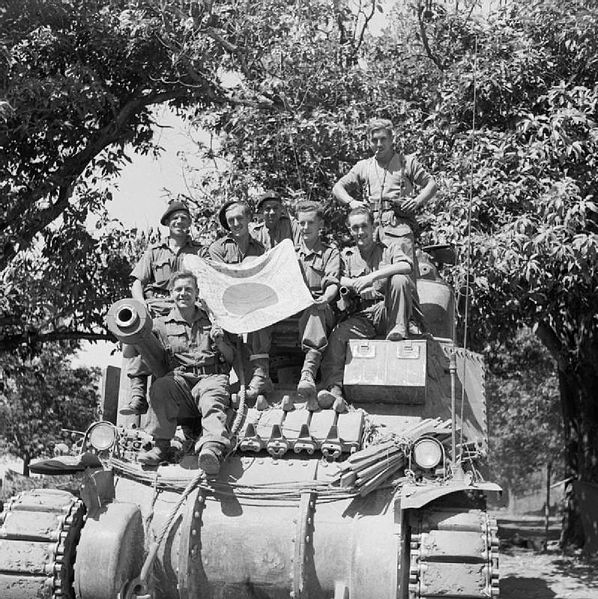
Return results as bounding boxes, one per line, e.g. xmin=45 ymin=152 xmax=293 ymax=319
xmin=154 ymin=306 xmax=230 ymax=371
xmin=131 ymin=237 xmax=205 ymax=297
xmin=337 ymin=153 xmax=432 ymax=230
xmin=249 ymin=215 xmax=301 ymax=250
xmin=208 ymin=234 xmax=265 ymax=264
xmin=296 ymin=239 xmax=340 ymax=299
xmin=341 ymin=241 xmax=412 ymax=279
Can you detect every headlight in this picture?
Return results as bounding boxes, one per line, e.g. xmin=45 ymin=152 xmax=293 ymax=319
xmin=86 ymin=422 xmax=117 ymax=451
xmin=412 ymin=437 xmax=444 ymax=470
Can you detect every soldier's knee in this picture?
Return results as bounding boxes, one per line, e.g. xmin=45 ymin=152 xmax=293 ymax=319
xmin=149 ymin=375 xmax=177 ymax=401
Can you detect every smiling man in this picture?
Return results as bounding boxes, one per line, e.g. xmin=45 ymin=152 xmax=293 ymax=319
xmin=317 ymin=207 xmax=417 ymax=409
xmin=249 ymin=190 xmax=301 ymax=250
xmin=209 ymin=200 xmax=273 ymax=400
xmin=135 ymin=271 xmax=235 ymax=474
xmin=293 ymin=201 xmax=340 ymax=408
xmin=332 ymin=118 xmax=437 ymax=277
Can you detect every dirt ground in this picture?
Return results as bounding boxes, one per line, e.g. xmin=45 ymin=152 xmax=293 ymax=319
xmin=500 ymin=547 xmax=598 ymax=598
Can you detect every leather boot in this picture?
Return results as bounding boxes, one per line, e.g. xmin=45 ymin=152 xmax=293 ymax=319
xmin=137 ymin=439 xmax=172 ymax=466
xmin=247 ymin=356 xmax=273 ymax=400
xmin=297 ymin=350 xmax=321 ymax=409
xmin=198 ymin=441 xmax=226 ymax=475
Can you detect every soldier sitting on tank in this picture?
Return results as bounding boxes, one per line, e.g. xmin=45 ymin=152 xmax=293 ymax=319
xmin=208 ymin=200 xmax=273 ymax=400
xmin=293 ymin=201 xmax=340 ymax=409
xmin=317 ymin=207 xmax=417 ymax=410
xmin=249 ymin=190 xmax=301 ymax=250
xmin=135 ymin=270 xmax=235 ymax=473
xmin=121 ymin=200 xmax=205 ymax=416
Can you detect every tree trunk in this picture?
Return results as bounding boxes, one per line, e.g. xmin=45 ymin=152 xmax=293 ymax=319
xmin=558 ymin=346 xmax=598 ymax=549
xmin=22 ymin=454 xmax=30 ymax=477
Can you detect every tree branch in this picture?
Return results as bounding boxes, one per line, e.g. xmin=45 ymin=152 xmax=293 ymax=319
xmin=416 ymin=0 xmax=444 ymax=71
xmin=533 ymin=321 xmax=565 ymax=369
xmin=0 ymin=330 xmax=115 ymax=352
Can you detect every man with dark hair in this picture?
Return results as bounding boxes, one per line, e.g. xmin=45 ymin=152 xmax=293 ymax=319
xmin=318 ymin=207 xmax=416 ymax=410
xmin=249 ymin=190 xmax=301 ymax=250
xmin=136 ymin=271 xmax=235 ymax=474
xmin=332 ymin=118 xmax=437 ymax=281
xmin=122 ymin=200 xmax=204 ymax=415
xmin=208 ymin=200 xmax=272 ymax=400
xmin=293 ymin=200 xmax=340 ymax=408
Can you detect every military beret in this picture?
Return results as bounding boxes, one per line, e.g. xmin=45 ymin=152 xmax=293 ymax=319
xmin=160 ymin=200 xmax=191 ymax=226
xmin=255 ymin=190 xmax=282 ymax=212
xmin=217 ymin=200 xmax=252 ymax=231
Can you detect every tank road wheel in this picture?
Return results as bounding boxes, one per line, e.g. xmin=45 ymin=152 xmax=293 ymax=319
xmin=407 ymin=508 xmax=499 ymax=599
xmin=74 ymin=502 xmax=144 ymax=599
xmin=0 ymin=488 xmax=85 ymax=599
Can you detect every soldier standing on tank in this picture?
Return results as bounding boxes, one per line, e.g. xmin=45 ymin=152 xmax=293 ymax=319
xmin=208 ymin=200 xmax=273 ymax=400
xmin=136 ymin=270 xmax=235 ymax=474
xmin=249 ymin=190 xmax=301 ymax=250
xmin=332 ymin=117 xmax=437 ymax=290
xmin=293 ymin=201 xmax=340 ymax=409
xmin=317 ymin=207 xmax=416 ymax=410
xmin=121 ymin=200 xmax=205 ymax=416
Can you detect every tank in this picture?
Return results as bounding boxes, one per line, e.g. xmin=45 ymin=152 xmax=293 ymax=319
xmin=0 ymin=266 xmax=501 ymax=599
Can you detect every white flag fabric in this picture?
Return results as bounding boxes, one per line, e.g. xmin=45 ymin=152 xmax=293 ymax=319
xmin=182 ymin=239 xmax=313 ymax=334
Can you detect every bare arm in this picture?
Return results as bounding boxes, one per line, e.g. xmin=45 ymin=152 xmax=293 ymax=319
xmin=131 ymin=279 xmax=145 ymax=302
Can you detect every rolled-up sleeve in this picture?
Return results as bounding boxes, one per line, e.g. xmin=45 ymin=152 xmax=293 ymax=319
xmin=320 ymin=246 xmax=341 ymax=291
xmin=130 ymin=249 xmax=153 ymax=283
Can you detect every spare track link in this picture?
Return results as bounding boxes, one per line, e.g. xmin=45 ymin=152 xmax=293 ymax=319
xmin=407 ymin=508 xmax=499 ymax=599
xmin=0 ymin=488 xmax=85 ymax=599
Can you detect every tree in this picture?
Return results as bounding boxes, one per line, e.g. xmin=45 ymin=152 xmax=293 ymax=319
xmin=486 ymin=329 xmax=563 ymax=499
xmin=0 ymin=344 xmax=99 ymax=475
xmin=0 ymin=0 xmax=286 ymax=351
xmin=188 ymin=0 xmax=598 ymax=547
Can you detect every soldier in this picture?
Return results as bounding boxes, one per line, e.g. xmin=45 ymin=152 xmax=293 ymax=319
xmin=332 ymin=117 xmax=437 ymax=284
xmin=317 ymin=207 xmax=416 ymax=410
xmin=122 ymin=200 xmax=204 ymax=415
xmin=136 ymin=270 xmax=235 ymax=474
xmin=249 ymin=190 xmax=301 ymax=250
xmin=208 ymin=200 xmax=272 ymax=400
xmin=293 ymin=201 xmax=340 ymax=409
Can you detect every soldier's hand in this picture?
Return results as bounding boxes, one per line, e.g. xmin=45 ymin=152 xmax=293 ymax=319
xmin=210 ymin=325 xmax=225 ymax=342
xmin=349 ymin=199 xmax=366 ymax=210
xmin=352 ymin=275 xmax=373 ymax=293
xmin=360 ymin=287 xmax=382 ymax=300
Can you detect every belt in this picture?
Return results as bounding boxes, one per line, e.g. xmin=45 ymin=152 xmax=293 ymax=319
xmin=175 ymin=363 xmax=227 ymax=376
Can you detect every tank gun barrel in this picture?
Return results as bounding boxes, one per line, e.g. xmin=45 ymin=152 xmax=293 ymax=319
xmin=106 ymin=299 xmax=168 ymax=378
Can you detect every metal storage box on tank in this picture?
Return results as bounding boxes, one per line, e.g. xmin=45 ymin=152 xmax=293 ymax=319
xmin=343 ymin=338 xmax=427 ymax=403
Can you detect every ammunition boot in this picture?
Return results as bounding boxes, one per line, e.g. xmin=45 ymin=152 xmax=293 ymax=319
xmin=198 ymin=441 xmax=226 ymax=475
xmin=297 ymin=350 xmax=321 ymax=410
xmin=119 ymin=395 xmax=149 ymax=415
xmin=137 ymin=439 xmax=172 ymax=466
xmin=317 ymin=385 xmax=344 ymax=409
xmin=247 ymin=356 xmax=273 ymax=401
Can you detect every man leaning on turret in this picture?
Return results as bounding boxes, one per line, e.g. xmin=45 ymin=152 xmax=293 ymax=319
xmin=332 ymin=117 xmax=438 ymax=278
xmin=136 ymin=270 xmax=235 ymax=474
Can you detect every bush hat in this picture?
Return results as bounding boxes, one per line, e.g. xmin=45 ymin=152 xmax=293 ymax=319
xmin=255 ymin=190 xmax=282 ymax=212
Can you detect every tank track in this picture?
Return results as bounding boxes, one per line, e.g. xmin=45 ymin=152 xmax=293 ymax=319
xmin=0 ymin=489 xmax=85 ymax=599
xmin=407 ymin=508 xmax=499 ymax=599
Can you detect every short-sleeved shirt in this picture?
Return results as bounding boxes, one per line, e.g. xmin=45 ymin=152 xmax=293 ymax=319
xmin=337 ymin=153 xmax=432 ymax=229
xmin=154 ymin=306 xmax=230 ymax=372
xmin=249 ymin=215 xmax=301 ymax=250
xmin=341 ymin=241 xmax=412 ymax=310
xmin=296 ymin=239 xmax=340 ymax=299
xmin=131 ymin=237 xmax=205 ymax=298
xmin=208 ymin=234 xmax=265 ymax=264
